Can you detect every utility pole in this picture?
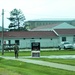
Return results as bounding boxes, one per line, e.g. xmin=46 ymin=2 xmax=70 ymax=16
xmin=2 ymin=9 xmax=4 ymax=55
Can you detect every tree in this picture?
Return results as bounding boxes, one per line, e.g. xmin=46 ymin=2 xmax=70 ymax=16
xmin=8 ymin=8 xmax=26 ymax=31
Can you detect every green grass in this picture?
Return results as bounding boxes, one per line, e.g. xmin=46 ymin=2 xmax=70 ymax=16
xmin=41 ymin=50 xmax=75 ymax=55
xmin=0 ymin=58 xmax=75 ymax=75
xmin=30 ymin=58 xmax=75 ymax=66
xmin=0 ymin=50 xmax=75 ymax=75
xmin=0 ymin=51 xmax=30 ymax=56
xmin=0 ymin=49 xmax=75 ymax=56
xmin=0 ymin=67 xmax=21 ymax=75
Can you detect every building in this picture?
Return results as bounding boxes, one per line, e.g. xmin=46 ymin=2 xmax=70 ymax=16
xmin=25 ymin=19 xmax=75 ymax=30
xmin=55 ymin=29 xmax=75 ymax=43
xmin=0 ymin=19 xmax=75 ymax=50
xmin=0 ymin=29 xmax=75 ymax=50
xmin=0 ymin=31 xmax=58 ymax=49
xmin=30 ymin=22 xmax=75 ymax=31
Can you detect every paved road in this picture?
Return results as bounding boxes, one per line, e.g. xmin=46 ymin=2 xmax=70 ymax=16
xmin=0 ymin=56 xmax=75 ymax=72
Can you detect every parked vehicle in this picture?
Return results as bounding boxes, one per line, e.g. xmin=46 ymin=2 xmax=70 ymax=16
xmin=73 ymin=43 xmax=75 ymax=49
xmin=58 ymin=41 xmax=73 ymax=50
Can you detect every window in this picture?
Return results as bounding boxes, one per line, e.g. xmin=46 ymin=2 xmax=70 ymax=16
xmin=15 ymin=40 xmax=19 ymax=45
xmin=62 ymin=37 xmax=66 ymax=41
xmin=8 ymin=40 xmax=11 ymax=45
xmin=51 ymin=38 xmax=52 ymax=40
xmin=0 ymin=40 xmax=1 ymax=45
xmin=23 ymin=38 xmax=25 ymax=40
xmin=40 ymin=38 xmax=42 ymax=39
xmin=32 ymin=38 xmax=34 ymax=39
xmin=73 ymin=35 xmax=75 ymax=42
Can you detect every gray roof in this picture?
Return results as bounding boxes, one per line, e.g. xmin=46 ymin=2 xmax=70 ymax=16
xmin=27 ymin=18 xmax=73 ymax=22
xmin=30 ymin=22 xmax=75 ymax=31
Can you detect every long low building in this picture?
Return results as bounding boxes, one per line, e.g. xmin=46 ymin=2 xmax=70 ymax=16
xmin=0 ymin=31 xmax=58 ymax=49
xmin=0 ymin=29 xmax=75 ymax=50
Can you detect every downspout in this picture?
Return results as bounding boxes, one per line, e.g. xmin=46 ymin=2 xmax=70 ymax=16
xmin=52 ymin=29 xmax=59 ymax=36
xmin=52 ymin=29 xmax=60 ymax=47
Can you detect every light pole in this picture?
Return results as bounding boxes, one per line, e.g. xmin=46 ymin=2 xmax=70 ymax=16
xmin=2 ymin=9 xmax=4 ymax=55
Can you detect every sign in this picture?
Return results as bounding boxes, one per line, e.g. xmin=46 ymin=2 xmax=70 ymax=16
xmin=31 ymin=42 xmax=40 ymax=57
xmin=31 ymin=42 xmax=40 ymax=51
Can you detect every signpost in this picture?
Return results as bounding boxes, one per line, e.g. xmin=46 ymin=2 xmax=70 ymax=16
xmin=31 ymin=42 xmax=40 ymax=57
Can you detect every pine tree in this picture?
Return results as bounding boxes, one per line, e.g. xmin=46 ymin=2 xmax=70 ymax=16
xmin=8 ymin=9 xmax=26 ymax=31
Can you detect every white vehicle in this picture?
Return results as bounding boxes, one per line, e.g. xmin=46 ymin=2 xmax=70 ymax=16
xmin=73 ymin=43 xmax=75 ymax=49
xmin=58 ymin=41 xmax=73 ymax=50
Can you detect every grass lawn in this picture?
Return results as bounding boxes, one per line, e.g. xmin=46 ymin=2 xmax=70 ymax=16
xmin=40 ymin=50 xmax=75 ymax=55
xmin=0 ymin=58 xmax=75 ymax=75
xmin=0 ymin=49 xmax=75 ymax=56
xmin=30 ymin=58 xmax=75 ymax=66
xmin=0 ymin=51 xmax=30 ymax=56
xmin=0 ymin=67 xmax=21 ymax=75
xmin=0 ymin=49 xmax=75 ymax=75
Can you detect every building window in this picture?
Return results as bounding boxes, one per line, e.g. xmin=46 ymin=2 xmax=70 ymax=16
xmin=8 ymin=40 xmax=11 ymax=46
xmin=73 ymin=35 xmax=75 ymax=43
xmin=62 ymin=37 xmax=66 ymax=41
xmin=15 ymin=40 xmax=19 ymax=45
xmin=40 ymin=38 xmax=42 ymax=39
xmin=51 ymin=38 xmax=52 ymax=40
xmin=8 ymin=40 xmax=11 ymax=44
xmin=0 ymin=40 xmax=1 ymax=45
xmin=23 ymin=38 xmax=25 ymax=40
xmin=32 ymin=38 xmax=34 ymax=39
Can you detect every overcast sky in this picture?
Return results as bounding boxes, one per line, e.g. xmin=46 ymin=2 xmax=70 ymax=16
xmin=0 ymin=0 xmax=75 ymax=28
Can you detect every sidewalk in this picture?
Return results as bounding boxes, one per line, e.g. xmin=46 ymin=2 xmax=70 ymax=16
xmin=1 ymin=56 xmax=75 ymax=72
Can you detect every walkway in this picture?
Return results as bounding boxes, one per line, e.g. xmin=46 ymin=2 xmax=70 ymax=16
xmin=0 ymin=56 xmax=75 ymax=72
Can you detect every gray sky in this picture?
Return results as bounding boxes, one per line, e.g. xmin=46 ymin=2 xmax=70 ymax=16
xmin=0 ymin=0 xmax=75 ymax=28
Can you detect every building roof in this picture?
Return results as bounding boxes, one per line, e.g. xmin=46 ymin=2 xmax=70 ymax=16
xmin=30 ymin=23 xmax=60 ymax=31
xmin=0 ymin=29 xmax=75 ymax=39
xmin=0 ymin=31 xmax=57 ymax=38
xmin=26 ymin=18 xmax=73 ymax=22
xmin=55 ymin=29 xmax=75 ymax=35
xmin=53 ymin=22 xmax=75 ymax=29
xmin=31 ymin=22 xmax=75 ymax=31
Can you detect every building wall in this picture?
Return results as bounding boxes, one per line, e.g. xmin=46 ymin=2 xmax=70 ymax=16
xmin=59 ymin=35 xmax=74 ymax=43
xmin=0 ymin=37 xmax=59 ymax=50
xmin=0 ymin=35 xmax=74 ymax=50
xmin=19 ymin=38 xmax=59 ymax=48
